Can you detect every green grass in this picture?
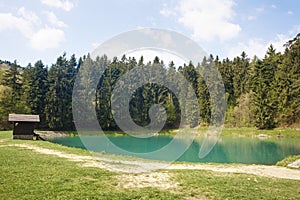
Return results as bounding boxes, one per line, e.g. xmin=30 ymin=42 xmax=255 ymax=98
xmin=36 ymin=127 xmax=300 ymax=138
xmin=207 ymin=127 xmax=300 ymax=138
xmin=159 ymin=127 xmax=300 ymax=138
xmin=0 ymin=131 xmax=180 ymax=200
xmin=174 ymin=170 xmax=300 ymax=200
xmin=1 ymin=130 xmax=300 ymax=199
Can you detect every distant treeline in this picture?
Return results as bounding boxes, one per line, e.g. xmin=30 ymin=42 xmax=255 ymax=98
xmin=0 ymin=34 xmax=299 ymax=130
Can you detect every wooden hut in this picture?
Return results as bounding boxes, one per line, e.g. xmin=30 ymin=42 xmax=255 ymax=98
xmin=8 ymin=114 xmax=40 ymax=140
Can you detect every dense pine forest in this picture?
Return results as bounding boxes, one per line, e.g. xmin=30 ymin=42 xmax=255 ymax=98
xmin=0 ymin=34 xmax=299 ymax=131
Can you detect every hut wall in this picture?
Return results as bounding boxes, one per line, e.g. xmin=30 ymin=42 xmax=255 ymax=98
xmin=12 ymin=122 xmax=35 ymax=140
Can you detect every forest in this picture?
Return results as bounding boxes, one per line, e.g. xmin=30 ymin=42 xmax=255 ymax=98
xmin=0 ymin=34 xmax=299 ymax=131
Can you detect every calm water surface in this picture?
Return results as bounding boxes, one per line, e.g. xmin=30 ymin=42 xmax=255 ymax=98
xmin=48 ymin=135 xmax=300 ymax=165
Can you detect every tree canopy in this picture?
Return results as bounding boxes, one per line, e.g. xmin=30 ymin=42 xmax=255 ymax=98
xmin=0 ymin=34 xmax=299 ymax=130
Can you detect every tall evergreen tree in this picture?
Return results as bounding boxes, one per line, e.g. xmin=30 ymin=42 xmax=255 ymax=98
xmin=218 ymin=58 xmax=234 ymax=106
xmin=251 ymin=46 xmax=278 ymax=129
xmin=23 ymin=60 xmax=48 ymax=127
xmin=232 ymin=52 xmax=250 ymax=104
xmin=197 ymin=57 xmax=211 ymax=125
xmin=277 ymin=34 xmax=300 ymax=125
xmin=45 ymin=53 xmax=77 ymax=130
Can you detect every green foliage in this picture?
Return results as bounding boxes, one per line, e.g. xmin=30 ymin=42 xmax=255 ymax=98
xmin=45 ymin=53 xmax=78 ymax=130
xmin=22 ymin=61 xmax=48 ymax=128
xmin=276 ymin=35 xmax=300 ymax=125
xmin=197 ymin=57 xmax=212 ymax=125
xmin=0 ymin=85 xmax=13 ymax=129
xmin=251 ymin=46 xmax=279 ymax=129
xmin=218 ymin=58 xmax=235 ymax=106
xmin=232 ymin=51 xmax=250 ymax=103
xmin=227 ymin=93 xmax=254 ymax=127
xmin=0 ymin=34 xmax=300 ymax=130
xmin=1 ymin=60 xmax=24 ymax=113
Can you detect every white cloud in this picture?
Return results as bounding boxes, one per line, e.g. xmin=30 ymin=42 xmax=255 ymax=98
xmin=92 ymin=42 xmax=101 ymax=49
xmin=41 ymin=0 xmax=74 ymax=12
xmin=269 ymin=34 xmax=290 ymax=53
xmin=255 ymin=7 xmax=264 ymax=13
xmin=126 ymin=49 xmax=187 ymax=67
xmin=44 ymin=11 xmax=67 ymax=27
xmin=246 ymin=6 xmax=267 ymax=22
xmin=227 ymin=26 xmax=300 ymax=59
xmin=30 ymin=27 xmax=65 ymax=50
xmin=160 ymin=3 xmax=176 ymax=17
xmin=161 ymin=0 xmax=241 ymax=41
xmin=288 ymin=25 xmax=300 ymax=36
xmin=287 ymin=11 xmax=293 ymax=15
xmin=0 ymin=12 xmax=34 ymax=38
xmin=0 ymin=7 xmax=65 ymax=51
xmin=228 ymin=38 xmax=266 ymax=59
xmin=160 ymin=8 xmax=176 ymax=17
xmin=147 ymin=16 xmax=157 ymax=26
xmin=247 ymin=15 xmax=256 ymax=21
xmin=18 ymin=7 xmax=40 ymax=25
xmin=271 ymin=4 xmax=277 ymax=9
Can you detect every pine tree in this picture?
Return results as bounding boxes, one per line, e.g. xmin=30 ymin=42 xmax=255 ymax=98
xmin=277 ymin=34 xmax=300 ymax=125
xmin=232 ymin=52 xmax=250 ymax=104
xmin=218 ymin=58 xmax=234 ymax=106
xmin=45 ymin=53 xmax=77 ymax=130
xmin=251 ymin=46 xmax=278 ymax=129
xmin=23 ymin=60 xmax=48 ymax=127
xmin=197 ymin=57 xmax=211 ymax=125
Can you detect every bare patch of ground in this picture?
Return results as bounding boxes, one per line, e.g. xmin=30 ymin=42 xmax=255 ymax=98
xmin=117 ymin=171 xmax=177 ymax=190
xmin=168 ymin=163 xmax=300 ymax=180
xmin=3 ymin=143 xmax=300 ymax=182
xmin=7 ymin=144 xmax=108 ymax=169
xmin=0 ymin=139 xmax=8 ymax=143
xmin=288 ymin=159 xmax=300 ymax=168
xmin=36 ymin=131 xmax=68 ymax=138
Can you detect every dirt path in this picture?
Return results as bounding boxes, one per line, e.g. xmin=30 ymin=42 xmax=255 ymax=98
xmin=2 ymin=143 xmax=300 ymax=181
xmin=168 ymin=163 xmax=300 ymax=180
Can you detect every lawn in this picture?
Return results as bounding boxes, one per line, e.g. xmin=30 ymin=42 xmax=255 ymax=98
xmin=0 ymin=130 xmax=300 ymax=199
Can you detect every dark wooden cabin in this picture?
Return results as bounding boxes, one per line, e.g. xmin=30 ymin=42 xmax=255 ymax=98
xmin=8 ymin=114 xmax=40 ymax=140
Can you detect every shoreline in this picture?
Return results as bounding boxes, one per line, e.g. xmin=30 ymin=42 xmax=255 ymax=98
xmin=36 ymin=127 xmax=300 ymax=139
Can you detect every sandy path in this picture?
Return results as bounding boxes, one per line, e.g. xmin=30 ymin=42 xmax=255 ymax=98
xmin=168 ymin=163 xmax=300 ymax=180
xmin=1 ymin=143 xmax=300 ymax=181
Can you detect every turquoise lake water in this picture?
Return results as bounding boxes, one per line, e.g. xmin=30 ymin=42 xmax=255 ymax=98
xmin=48 ymin=135 xmax=300 ymax=165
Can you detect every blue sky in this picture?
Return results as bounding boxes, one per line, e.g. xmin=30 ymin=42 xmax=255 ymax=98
xmin=0 ymin=0 xmax=299 ymax=66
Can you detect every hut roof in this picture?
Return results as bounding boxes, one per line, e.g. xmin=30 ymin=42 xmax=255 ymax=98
xmin=8 ymin=114 xmax=40 ymax=122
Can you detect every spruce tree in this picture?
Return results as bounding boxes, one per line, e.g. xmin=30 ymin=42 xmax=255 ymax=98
xmin=277 ymin=34 xmax=300 ymax=125
xmin=251 ymin=46 xmax=278 ymax=129
xmin=23 ymin=60 xmax=48 ymax=127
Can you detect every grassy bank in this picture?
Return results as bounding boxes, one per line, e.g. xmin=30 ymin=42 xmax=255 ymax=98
xmin=158 ymin=127 xmax=300 ymax=138
xmin=219 ymin=127 xmax=300 ymax=138
xmin=1 ymin=131 xmax=300 ymax=199
xmin=277 ymin=155 xmax=300 ymax=167
xmin=46 ymin=127 xmax=300 ymax=138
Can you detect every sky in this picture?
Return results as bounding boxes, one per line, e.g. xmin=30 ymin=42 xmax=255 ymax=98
xmin=0 ymin=0 xmax=299 ymax=67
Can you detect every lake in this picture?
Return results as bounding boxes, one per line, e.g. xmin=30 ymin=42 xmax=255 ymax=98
xmin=48 ymin=135 xmax=300 ymax=165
